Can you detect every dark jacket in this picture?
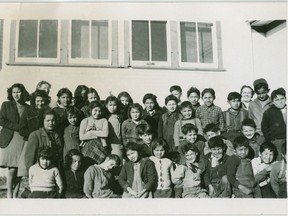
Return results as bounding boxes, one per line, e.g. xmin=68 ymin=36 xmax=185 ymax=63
xmin=0 ymin=101 xmax=29 ymax=148
xmin=118 ymin=158 xmax=158 ymax=193
xmin=142 ymin=108 xmax=163 ymax=138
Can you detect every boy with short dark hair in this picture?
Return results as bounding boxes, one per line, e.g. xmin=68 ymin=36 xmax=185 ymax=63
xmin=187 ymin=87 xmax=201 ymax=117
xmin=226 ymin=136 xmax=255 ymax=198
xmin=170 ymin=85 xmax=182 ymax=104
xmin=136 ymin=123 xmax=153 ymax=157
xmin=248 ymin=78 xmax=272 ymax=135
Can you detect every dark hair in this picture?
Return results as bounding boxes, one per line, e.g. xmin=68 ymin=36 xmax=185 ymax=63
xmin=38 ymin=146 xmax=55 ymax=165
xmin=208 ymin=136 xmax=226 ymax=151
xmin=187 ymin=87 xmax=200 ymax=98
xmin=233 ymin=136 xmax=249 ymax=149
xmin=241 ymin=119 xmax=256 ymax=130
xmin=7 ymin=83 xmax=30 ymax=103
xmin=87 ymin=88 xmax=100 ymax=102
xmin=30 ymin=90 xmax=51 ymax=108
xmin=201 ymin=88 xmax=216 ymax=99
xmin=255 ymin=83 xmax=269 ymax=92
xmin=88 ymin=101 xmax=103 ymax=116
xmin=125 ymin=142 xmax=142 ymax=160
xmin=203 ymin=123 xmax=220 ymax=134
xmin=271 ymin=88 xmax=286 ymax=101
xmin=56 ymin=88 xmax=72 ymax=105
xmin=227 ymin=92 xmax=241 ymax=101
xmin=165 ymin=94 xmax=178 ymax=105
xmin=136 ymin=123 xmax=153 ymax=136
xmin=151 ymin=138 xmax=169 ymax=154
xmin=105 ymin=95 xmax=119 ymax=105
xmin=127 ymin=103 xmax=143 ymax=119
xmin=142 ymin=93 xmax=160 ymax=109
xmin=181 ymin=123 xmax=198 ymax=135
xmin=66 ymin=106 xmax=82 ymax=125
xmin=182 ymin=143 xmax=199 ymax=163
xmin=107 ymin=154 xmax=121 ymax=167
xmin=180 ymin=101 xmax=193 ymax=110
xmin=64 ymin=149 xmax=83 ymax=170
xmin=240 ymin=85 xmax=255 ymax=97
xmin=36 ymin=80 xmax=51 ymax=90
xmin=43 ymin=108 xmax=57 ymax=123
xmin=117 ymin=91 xmax=133 ymax=105
xmin=170 ymin=85 xmax=182 ymax=93
xmin=167 ymin=151 xmax=181 ymax=164
xmin=260 ymin=142 xmax=278 ymax=162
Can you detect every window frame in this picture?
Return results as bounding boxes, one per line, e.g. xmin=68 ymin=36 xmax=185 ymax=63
xmin=15 ymin=19 xmax=61 ymax=63
xmin=68 ymin=19 xmax=112 ymax=65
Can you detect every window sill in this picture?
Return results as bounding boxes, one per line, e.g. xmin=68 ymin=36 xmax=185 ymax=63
xmin=130 ymin=65 xmax=226 ymax=72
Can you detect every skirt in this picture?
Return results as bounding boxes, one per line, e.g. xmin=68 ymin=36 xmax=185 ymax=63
xmin=0 ymin=131 xmax=25 ymax=168
xmin=17 ymin=141 xmax=29 ymax=177
xmin=81 ymin=139 xmax=108 ymax=164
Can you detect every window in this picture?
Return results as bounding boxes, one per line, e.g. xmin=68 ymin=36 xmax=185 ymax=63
xmin=179 ymin=21 xmax=218 ymax=68
xmin=16 ymin=20 xmax=60 ymax=63
xmin=130 ymin=20 xmax=170 ymax=66
xmin=69 ymin=20 xmax=111 ymax=64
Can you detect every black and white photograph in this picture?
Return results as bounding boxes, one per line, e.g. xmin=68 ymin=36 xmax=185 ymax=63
xmin=0 ymin=1 xmax=286 ymax=215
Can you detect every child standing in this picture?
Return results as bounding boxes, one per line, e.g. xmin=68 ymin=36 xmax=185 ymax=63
xmin=117 ymin=91 xmax=133 ymax=121
xmin=226 ymin=136 xmax=255 ymax=198
xmin=28 ymin=147 xmax=63 ymax=198
xmin=240 ymin=85 xmax=254 ymax=110
xmin=248 ymin=78 xmax=272 ymax=135
xmin=187 ymin=87 xmax=201 ymax=117
xmin=118 ymin=142 xmax=157 ymax=198
xmin=222 ymin=92 xmax=249 ymax=143
xmin=149 ymin=138 xmax=174 ymax=198
xmin=136 ymin=124 xmax=153 ymax=158
xmin=174 ymin=101 xmax=203 ymax=148
xmin=262 ymin=88 xmax=286 ymax=160
xmin=158 ymin=95 xmax=181 ymax=151
xmin=170 ymin=85 xmax=182 ymax=105
xmin=81 ymin=88 xmax=100 ymax=118
xmin=195 ymin=88 xmax=224 ymax=132
xmin=172 ymin=143 xmax=208 ymax=198
xmin=79 ymin=101 xmax=109 ymax=165
xmin=121 ymin=103 xmax=148 ymax=146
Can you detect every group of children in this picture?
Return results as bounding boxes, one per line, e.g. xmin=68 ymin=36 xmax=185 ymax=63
xmin=0 ymin=78 xmax=286 ymax=199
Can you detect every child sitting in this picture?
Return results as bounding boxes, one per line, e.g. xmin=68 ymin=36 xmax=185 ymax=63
xmin=241 ymin=119 xmax=265 ymax=159
xmin=251 ymin=142 xmax=278 ymax=198
xmin=222 ymin=92 xmax=249 ymax=143
xmin=83 ymin=154 xmax=121 ymax=198
xmin=202 ymin=136 xmax=231 ymax=198
xmin=177 ymin=123 xmax=205 ymax=164
xmin=174 ymin=101 xmax=203 ymax=148
xmin=170 ymin=85 xmax=182 ymax=105
xmin=203 ymin=123 xmax=234 ymax=156
xmin=187 ymin=87 xmax=201 ymax=118
xmin=240 ymin=85 xmax=254 ymax=110
xmin=28 ymin=147 xmax=63 ymax=198
xmin=262 ymin=88 xmax=286 ymax=160
xmin=226 ymin=136 xmax=255 ymax=198
xmin=136 ymin=123 xmax=153 ymax=158
xmin=172 ymin=143 xmax=208 ymax=198
xmin=270 ymin=142 xmax=287 ymax=198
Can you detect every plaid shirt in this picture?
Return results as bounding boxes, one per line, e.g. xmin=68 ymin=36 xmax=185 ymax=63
xmin=195 ymin=104 xmax=224 ymax=131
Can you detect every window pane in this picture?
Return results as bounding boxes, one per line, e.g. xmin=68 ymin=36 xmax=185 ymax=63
xmin=91 ymin=20 xmax=108 ymax=59
xmin=151 ymin=21 xmax=167 ymax=61
xmin=71 ymin=20 xmax=89 ymax=58
xmin=180 ymin=22 xmax=197 ymax=63
xmin=132 ymin=21 xmax=149 ymax=61
xmin=198 ymin=23 xmax=213 ymax=63
xmin=39 ymin=20 xmax=58 ymax=58
xmin=18 ymin=20 xmax=37 ymax=57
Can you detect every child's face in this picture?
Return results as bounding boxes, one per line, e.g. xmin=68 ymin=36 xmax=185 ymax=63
xmin=242 ymin=126 xmax=256 ymax=139
xmin=126 ymin=149 xmax=139 ymax=163
xmin=81 ymin=90 xmax=87 ymax=99
xmin=140 ymin=133 xmax=153 ymax=145
xmin=185 ymin=150 xmax=197 ymax=163
xmin=70 ymin=155 xmax=82 ymax=172
xmin=104 ymin=159 xmax=117 ymax=171
xmin=43 ymin=114 xmax=56 ymax=131
xmin=87 ymin=93 xmax=98 ymax=103
xmin=171 ymin=90 xmax=182 ymax=101
xmin=59 ymin=93 xmax=71 ymax=107
xmin=12 ymin=87 xmax=22 ymax=102
xmin=206 ymin=131 xmax=220 ymax=140
xmin=39 ymin=84 xmax=50 ymax=95
xmin=235 ymin=146 xmax=249 ymax=159
xmin=188 ymin=92 xmax=200 ymax=106
xmin=256 ymin=87 xmax=269 ymax=101
xmin=184 ymin=130 xmax=197 ymax=144
xmin=153 ymin=146 xmax=165 ymax=159
xmin=181 ymin=107 xmax=193 ymax=119
xmin=120 ymin=96 xmax=129 ymax=106
xmin=106 ymin=101 xmax=117 ymax=114
xmin=228 ymin=98 xmax=241 ymax=110
xmin=130 ymin=108 xmax=140 ymax=121
xmin=166 ymin=100 xmax=177 ymax=113
xmin=211 ymin=147 xmax=224 ymax=159
xmin=68 ymin=114 xmax=78 ymax=126
xmin=202 ymin=92 xmax=214 ymax=107
xmin=144 ymin=99 xmax=155 ymax=112
xmin=241 ymin=87 xmax=253 ymax=103
xmin=273 ymin=94 xmax=286 ymax=109
xmin=39 ymin=157 xmax=52 ymax=169
xmin=35 ymin=96 xmax=45 ymax=110
xmin=91 ymin=107 xmax=102 ymax=119
xmin=260 ymin=149 xmax=274 ymax=164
